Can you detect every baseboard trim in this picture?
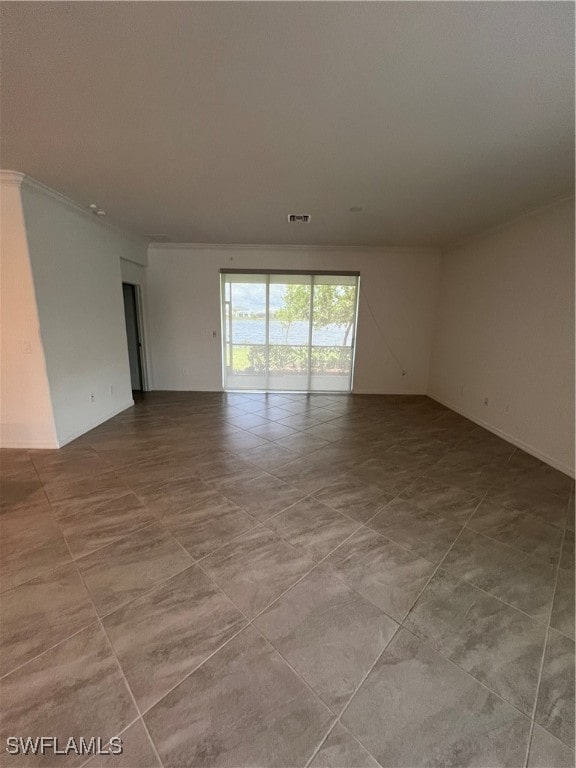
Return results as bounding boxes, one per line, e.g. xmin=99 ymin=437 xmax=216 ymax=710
xmin=352 ymin=389 xmax=427 ymax=396
xmin=151 ymin=386 xmax=223 ymax=393
xmin=428 ymin=393 xmax=574 ymax=478
xmin=150 ymin=387 xmax=428 ymax=396
xmin=0 ymin=436 xmax=60 ymax=449
xmin=56 ymin=400 xmax=135 ymax=448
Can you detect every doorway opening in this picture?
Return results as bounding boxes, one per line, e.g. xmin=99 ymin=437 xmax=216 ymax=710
xmin=122 ymin=282 xmax=145 ymax=392
xmin=220 ymin=270 xmax=360 ymax=392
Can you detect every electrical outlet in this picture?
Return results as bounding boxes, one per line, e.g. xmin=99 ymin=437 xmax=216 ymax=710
xmin=22 ymin=341 xmax=32 ymax=354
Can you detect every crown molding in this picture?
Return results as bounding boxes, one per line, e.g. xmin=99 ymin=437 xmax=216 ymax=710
xmin=23 ymin=174 xmax=98 ymax=218
xmin=147 ymin=241 xmax=438 ymax=255
xmin=0 ymin=169 xmax=146 ymax=247
xmin=0 ymin=170 xmax=25 ymax=187
xmin=445 ymin=193 xmax=575 ymax=252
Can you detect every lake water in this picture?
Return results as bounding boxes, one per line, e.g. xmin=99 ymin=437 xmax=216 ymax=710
xmin=229 ymin=319 xmax=351 ymax=346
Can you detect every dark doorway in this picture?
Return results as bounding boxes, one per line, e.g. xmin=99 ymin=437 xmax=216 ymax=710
xmin=122 ymin=282 xmax=144 ymax=391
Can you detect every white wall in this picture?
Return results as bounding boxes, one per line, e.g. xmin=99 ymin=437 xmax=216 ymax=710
xmin=0 ymin=175 xmax=58 ymax=448
xmin=19 ymin=180 xmax=148 ymax=446
xmin=429 ymin=197 xmax=575 ymax=475
xmin=146 ymin=245 xmax=440 ymax=394
xmin=121 ymin=258 xmax=147 ymax=285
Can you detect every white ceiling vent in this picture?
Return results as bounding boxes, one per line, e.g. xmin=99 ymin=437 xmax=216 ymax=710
xmin=287 ymin=214 xmax=311 ymax=223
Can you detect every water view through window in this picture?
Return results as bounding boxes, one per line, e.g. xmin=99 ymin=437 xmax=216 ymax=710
xmin=221 ymin=271 xmax=359 ymax=392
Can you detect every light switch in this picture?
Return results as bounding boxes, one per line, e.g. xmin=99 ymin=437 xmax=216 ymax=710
xmin=22 ymin=341 xmax=32 ymax=354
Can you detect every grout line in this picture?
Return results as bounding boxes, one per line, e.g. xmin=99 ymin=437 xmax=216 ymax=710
xmin=137 ymin=618 xmax=249 ymax=716
xmin=303 ymin=718 xmax=341 ymax=768
xmin=409 ymin=559 xmax=557 ymax=627
xmin=93 ymin=558 xmax=198 ymax=623
xmin=59 ymin=532 xmax=167 ymax=768
xmin=0 ymin=615 xmax=102 ymax=681
xmin=0 ymin=460 xmax=94 ymax=595
xmin=243 ymin=529 xmax=361 ymax=621
xmin=307 ymin=622 xmax=403 ymax=768
xmin=399 ymin=494 xmax=488 ymax=628
xmin=78 ymin=715 xmax=142 ymax=768
xmin=522 ymin=489 xmax=572 ymax=768
xmin=66 ymin=518 xmax=161 ymax=563
xmin=461 ymin=521 xmax=564 ymax=570
xmin=399 ymin=623 xmax=536 ymax=721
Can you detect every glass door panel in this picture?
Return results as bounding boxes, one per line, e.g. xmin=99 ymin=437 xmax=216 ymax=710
xmin=310 ymin=275 xmax=358 ymax=392
xmin=223 ymin=274 xmax=267 ymax=390
xmin=269 ymin=274 xmax=311 ymax=390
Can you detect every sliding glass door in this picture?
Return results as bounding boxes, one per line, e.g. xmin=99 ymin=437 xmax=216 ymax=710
xmin=221 ymin=271 xmax=359 ymax=392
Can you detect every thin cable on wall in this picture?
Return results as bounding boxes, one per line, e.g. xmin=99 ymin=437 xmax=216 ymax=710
xmin=359 ymin=283 xmax=407 ymax=377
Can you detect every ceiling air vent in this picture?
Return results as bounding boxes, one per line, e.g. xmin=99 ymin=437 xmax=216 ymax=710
xmin=287 ymin=214 xmax=311 ymax=223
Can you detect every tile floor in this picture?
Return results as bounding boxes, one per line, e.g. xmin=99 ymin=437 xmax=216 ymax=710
xmin=1 ymin=392 xmax=574 ymax=768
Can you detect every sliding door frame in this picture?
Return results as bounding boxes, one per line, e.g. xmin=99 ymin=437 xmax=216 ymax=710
xmin=306 ymin=275 xmax=315 ymax=391
xmin=221 ymin=269 xmax=360 ymax=277
xmin=220 ymin=269 xmax=360 ymax=393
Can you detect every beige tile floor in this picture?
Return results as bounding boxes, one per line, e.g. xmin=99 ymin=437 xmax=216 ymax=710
xmin=0 ymin=392 xmax=574 ymax=768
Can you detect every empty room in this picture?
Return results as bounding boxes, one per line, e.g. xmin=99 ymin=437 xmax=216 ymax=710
xmin=0 ymin=2 xmax=574 ymax=767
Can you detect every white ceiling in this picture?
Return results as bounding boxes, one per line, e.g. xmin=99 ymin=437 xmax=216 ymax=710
xmin=1 ymin=2 xmax=573 ymax=247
